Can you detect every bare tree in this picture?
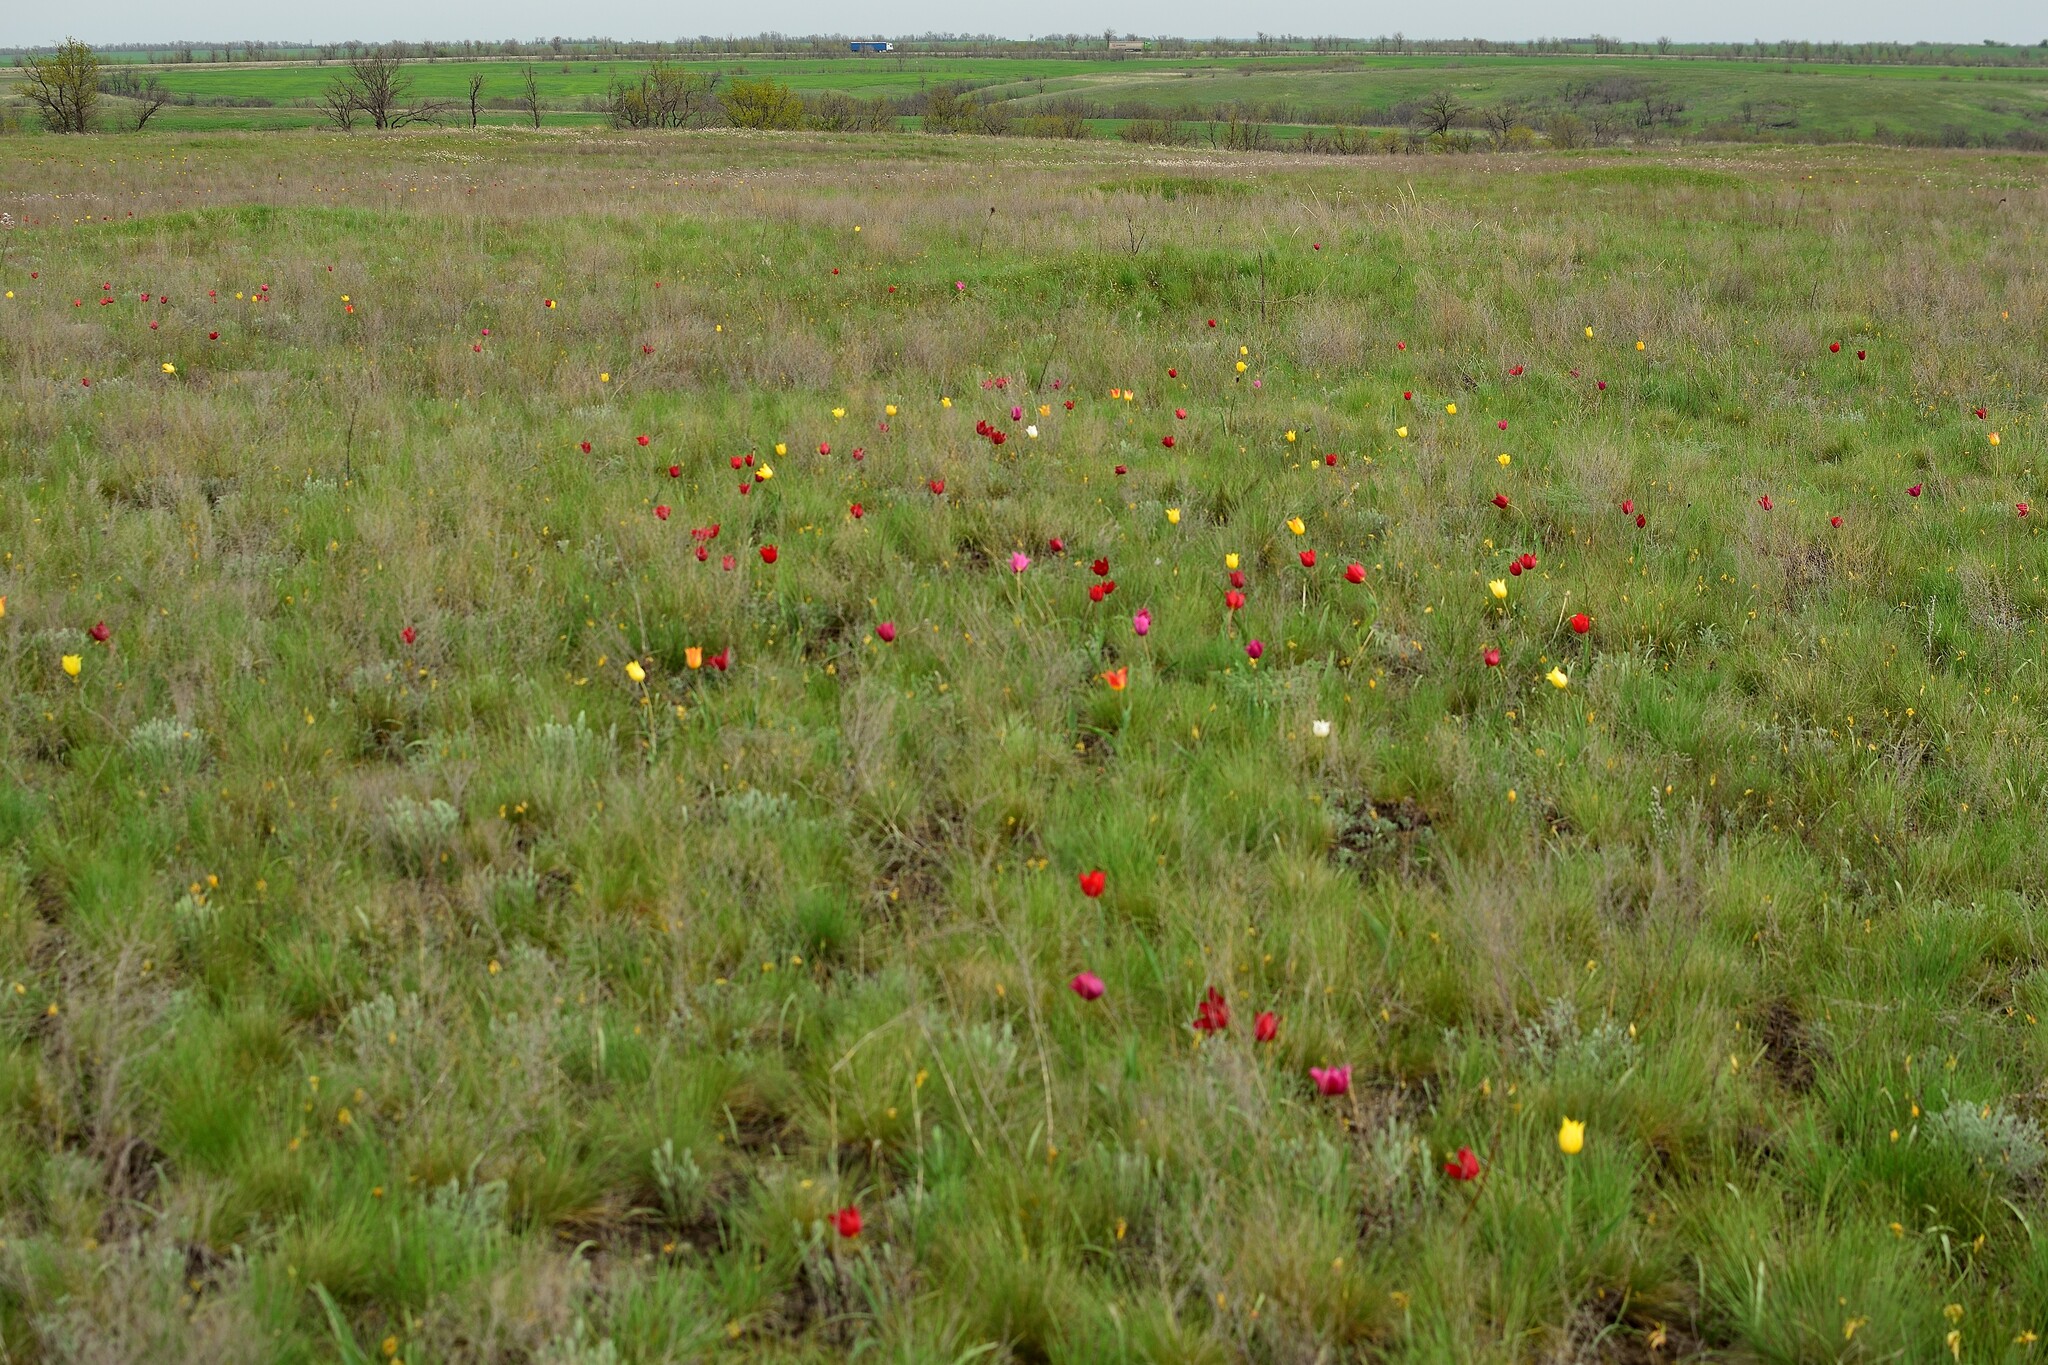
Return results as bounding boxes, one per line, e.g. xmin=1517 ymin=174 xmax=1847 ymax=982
xmin=23 ymin=37 xmax=100 ymax=133
xmin=1414 ymin=88 xmax=1467 ymax=137
xmin=519 ymin=65 xmax=543 ymax=128
xmin=1481 ymin=102 xmax=1518 ymax=147
xmin=606 ymin=62 xmax=720 ymax=129
xmin=127 ymin=73 xmax=171 ymax=131
xmin=466 ymin=73 xmax=485 ymax=128
xmin=321 ymin=48 xmax=445 ymax=131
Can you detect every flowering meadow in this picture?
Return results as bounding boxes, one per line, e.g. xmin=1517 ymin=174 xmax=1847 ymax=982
xmin=0 ymin=130 xmax=2045 ymax=1360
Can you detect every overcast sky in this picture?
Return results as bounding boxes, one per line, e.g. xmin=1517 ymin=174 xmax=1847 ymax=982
xmin=4 ymin=0 xmax=2041 ymax=49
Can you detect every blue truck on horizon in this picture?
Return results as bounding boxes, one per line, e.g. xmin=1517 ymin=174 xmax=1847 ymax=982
xmin=849 ymin=40 xmax=895 ymax=52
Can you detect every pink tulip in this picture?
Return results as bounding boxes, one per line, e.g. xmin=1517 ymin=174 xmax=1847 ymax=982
xmin=1010 ymin=405 xmax=1023 ymax=421
xmin=1069 ymin=972 xmax=1105 ymax=1001
xmin=1310 ymin=1066 xmax=1351 ymax=1097
xmin=876 ymin=622 xmax=897 ymax=644
xmin=1245 ymin=639 xmax=1264 ymax=661
xmin=1010 ymin=551 xmax=1031 ymax=573
xmin=1132 ymin=609 xmax=1151 ymax=637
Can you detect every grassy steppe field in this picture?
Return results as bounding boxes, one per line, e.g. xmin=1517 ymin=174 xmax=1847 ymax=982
xmin=1 ymin=128 xmax=2047 ymax=1361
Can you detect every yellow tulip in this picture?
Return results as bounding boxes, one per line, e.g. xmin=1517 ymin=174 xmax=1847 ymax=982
xmin=1285 ymin=430 xmax=1297 ymax=443
xmin=1547 ymin=667 xmax=1570 ymax=689
xmin=885 ymin=404 xmax=898 ymax=417
xmin=1498 ymin=453 xmax=1511 ymax=466
xmin=0 ymin=595 xmax=6 ymax=618
xmin=1396 ymin=426 xmax=1409 ymax=439
xmin=1489 ymin=580 xmax=1509 ymax=600
xmin=831 ymin=407 xmax=846 ymax=419
xmin=1636 ymin=340 xmax=1645 ymax=351
xmin=1989 ymin=432 xmax=2001 ymax=446
xmin=941 ymin=396 xmax=952 ymax=408
xmin=1039 ymin=405 xmax=1051 ymax=417
xmin=1558 ymin=1117 xmax=1585 ymax=1155
xmin=774 ymin=442 xmax=787 ymax=456
xmin=1166 ymin=508 xmax=1181 ymax=525
xmin=161 ymin=362 xmax=176 ymax=374
xmin=62 ymin=654 xmax=82 ymax=678
xmin=755 ymin=465 xmax=774 ymax=481
xmin=599 ymin=372 xmax=610 ymax=383
xmin=625 ymin=660 xmax=646 ymax=683
xmin=1445 ymin=402 xmax=1457 ymax=415
xmin=1584 ymin=326 xmax=1594 ymax=339
xmin=685 ymin=647 xmax=703 ymax=670
xmin=1235 ymin=361 xmax=1247 ymax=374
xmin=1286 ymin=517 xmax=1306 ymax=536
xmin=1239 ymin=345 xmax=1249 ymax=356
xmin=1225 ymin=553 xmax=1239 ymax=570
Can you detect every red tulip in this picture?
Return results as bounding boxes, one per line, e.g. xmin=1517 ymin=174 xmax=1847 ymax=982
xmin=209 ymin=332 xmax=219 ymax=340
xmin=1229 ymin=571 xmax=1245 ymax=589
xmin=1830 ymin=515 xmax=1843 ymax=528
xmin=1635 ymin=514 xmax=1646 ymax=528
xmin=1509 ymin=364 xmax=1524 ymax=376
xmin=1244 ymin=639 xmax=1263 ymax=661
xmin=1620 ymin=500 xmax=1633 ymax=515
xmin=1078 ymin=869 xmax=1106 ymax=898
xmin=834 ymin=1206 xmax=862 ymax=1238
xmin=1483 ymin=647 xmax=1501 ymax=667
xmin=1976 ymin=407 xmax=1987 ymax=419
xmin=1492 ymin=494 xmax=1510 ymax=509
xmin=695 ymin=546 xmax=708 ymax=561
xmin=1161 ymin=435 xmax=1175 ymax=449
xmin=1298 ymin=550 xmax=1316 ymax=568
xmin=1345 ymin=562 xmax=1366 ymax=584
xmin=1092 ymin=558 xmax=1110 ymax=577
xmin=579 ymin=442 xmax=592 ymax=454
xmin=1908 ymin=484 xmax=1922 ymax=498
xmin=1596 ymin=380 xmax=1606 ymax=391
xmin=1088 ymin=583 xmax=1109 ymax=603
xmin=1254 ymin=1011 xmax=1278 ymax=1042
xmin=1070 ymin=972 xmax=1105 ymax=1001
xmin=1497 ymin=419 xmax=1508 ymax=431
xmin=1570 ymin=613 xmax=1591 ymax=634
xmin=819 ymin=442 xmax=831 ymax=455
xmin=730 ymin=457 xmax=744 ymax=468
xmin=1207 ymin=318 xmax=1217 ymax=328
xmin=1829 ymin=342 xmax=1841 ymax=353
xmin=1402 ymin=390 xmax=1412 ymax=400
xmin=1065 ymin=400 xmax=1074 ymax=410
xmin=1168 ymin=368 xmax=1178 ymax=378
xmin=1857 ymin=350 xmax=1866 ymax=361
xmin=850 ymin=502 xmax=865 ymax=519
xmin=1520 ymin=554 xmax=1537 ymax=570
xmin=1175 ymin=408 xmax=1187 ymax=420
xmin=875 ymin=621 xmax=896 ymax=643
xmin=1324 ymin=453 xmax=1337 ymax=466
xmin=2018 ymin=503 xmax=2030 ymax=517
xmin=88 ymin=621 xmax=111 ymax=643
xmin=1443 ymin=1146 xmax=1481 ymax=1181
xmin=1757 ymin=495 xmax=1773 ymax=511
xmin=655 ymin=505 xmax=670 ymax=521
xmin=636 ymin=434 xmax=650 ymax=446
xmin=720 ymin=554 xmax=735 ymax=571
xmin=1509 ymin=562 xmax=1523 ymax=577
xmin=1192 ymin=987 xmax=1229 ymax=1033
xmin=709 ymin=649 xmax=729 ymax=671
xmin=401 ymin=626 xmax=416 ymax=646
xmin=1048 ymin=537 xmax=1065 ymax=553
xmin=1224 ymin=589 xmax=1245 ymax=611
xmin=668 ymin=464 xmax=681 ymax=478
xmin=759 ymin=545 xmax=778 ymax=564
xmin=1114 ymin=464 xmax=1127 ymax=476
xmin=1309 ymin=1065 xmax=1350 ymax=1096
xmin=928 ymin=479 xmax=945 ymax=495
xmin=851 ymin=448 xmax=864 ymax=460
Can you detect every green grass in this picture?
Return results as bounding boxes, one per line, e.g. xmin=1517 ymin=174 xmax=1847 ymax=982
xmin=0 ymin=126 xmax=2046 ymax=1360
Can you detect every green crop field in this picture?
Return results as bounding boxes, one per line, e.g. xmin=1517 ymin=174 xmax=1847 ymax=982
xmin=2 ymin=126 xmax=2048 ymax=1361
xmin=7 ymin=49 xmax=2048 ymax=144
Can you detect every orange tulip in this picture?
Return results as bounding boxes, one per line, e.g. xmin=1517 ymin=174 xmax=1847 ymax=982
xmin=1101 ymin=667 xmax=1128 ymax=691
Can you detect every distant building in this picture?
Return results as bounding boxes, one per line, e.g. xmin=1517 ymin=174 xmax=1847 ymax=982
xmin=849 ymin=40 xmax=895 ymax=53
xmin=1108 ymin=39 xmax=1144 ymax=55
